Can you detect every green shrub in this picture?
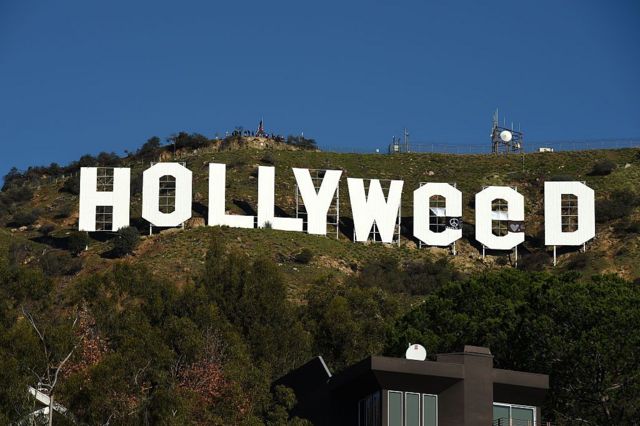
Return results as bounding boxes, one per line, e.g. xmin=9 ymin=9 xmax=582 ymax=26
xmin=40 ymin=223 xmax=55 ymax=236
xmin=60 ymin=175 xmax=80 ymax=195
xmin=11 ymin=209 xmax=39 ymax=227
xmin=39 ymin=250 xmax=83 ymax=276
xmin=627 ymin=221 xmax=640 ymax=234
xmin=589 ymin=159 xmax=616 ymax=176
xmin=294 ymin=248 xmax=313 ymax=264
xmin=260 ymin=152 xmax=275 ymax=165
xmin=596 ymin=191 xmax=636 ymax=223
xmin=54 ymin=204 xmax=73 ymax=219
xmin=67 ymin=231 xmax=90 ymax=255
xmin=112 ymin=226 xmax=140 ymax=257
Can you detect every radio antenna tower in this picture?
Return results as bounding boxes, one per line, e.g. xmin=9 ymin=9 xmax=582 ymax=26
xmin=491 ymin=109 xmax=523 ymax=154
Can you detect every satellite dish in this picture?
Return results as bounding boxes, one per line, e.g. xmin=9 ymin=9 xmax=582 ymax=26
xmin=499 ymin=130 xmax=513 ymax=142
xmin=405 ymin=344 xmax=427 ymax=361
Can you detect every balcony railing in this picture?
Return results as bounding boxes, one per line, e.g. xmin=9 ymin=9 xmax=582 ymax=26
xmin=492 ymin=419 xmax=555 ymax=426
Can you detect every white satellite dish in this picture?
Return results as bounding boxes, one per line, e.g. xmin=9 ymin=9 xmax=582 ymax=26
xmin=405 ymin=344 xmax=427 ymax=361
xmin=499 ymin=130 xmax=513 ymax=142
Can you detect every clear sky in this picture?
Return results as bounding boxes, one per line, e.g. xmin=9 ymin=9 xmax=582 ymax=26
xmin=1 ymin=0 xmax=639 ymax=177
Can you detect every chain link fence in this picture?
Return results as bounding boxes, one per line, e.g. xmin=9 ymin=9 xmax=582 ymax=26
xmin=321 ymin=138 xmax=640 ymax=155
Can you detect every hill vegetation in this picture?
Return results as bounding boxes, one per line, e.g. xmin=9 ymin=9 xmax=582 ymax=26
xmin=0 ymin=135 xmax=639 ymax=424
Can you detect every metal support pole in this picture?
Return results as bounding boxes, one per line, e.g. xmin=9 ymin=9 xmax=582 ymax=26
xmin=452 ymin=241 xmax=457 ymax=256
xmin=514 ymin=245 xmax=518 ymax=268
xmin=336 ymin=184 xmax=340 ymax=240
xmin=149 ymin=224 xmax=152 ymax=236
xmin=553 ymin=246 xmax=557 ymax=266
xmin=482 ymin=245 xmax=486 ymax=260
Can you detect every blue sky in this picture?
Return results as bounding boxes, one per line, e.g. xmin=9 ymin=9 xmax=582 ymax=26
xmin=1 ymin=0 xmax=639 ymax=177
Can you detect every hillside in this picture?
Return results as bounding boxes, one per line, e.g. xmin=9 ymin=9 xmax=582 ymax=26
xmin=3 ymin=145 xmax=640 ymax=291
xmin=2 ymin=144 xmax=640 ymax=424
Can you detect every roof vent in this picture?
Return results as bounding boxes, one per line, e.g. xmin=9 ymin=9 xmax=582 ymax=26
xmin=405 ymin=343 xmax=427 ymax=361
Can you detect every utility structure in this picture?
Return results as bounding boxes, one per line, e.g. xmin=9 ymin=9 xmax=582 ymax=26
xmin=388 ymin=128 xmax=410 ymax=154
xmin=256 ymin=118 xmax=267 ymax=137
xmin=491 ymin=109 xmax=523 ymax=154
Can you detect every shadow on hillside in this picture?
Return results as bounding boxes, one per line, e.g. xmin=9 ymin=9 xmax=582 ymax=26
xmin=193 ymin=202 xmax=208 ymax=223
xmin=339 ymin=217 xmax=354 ymax=240
xmin=233 ymin=199 xmax=256 ymax=216
xmin=30 ymin=235 xmax=69 ymax=250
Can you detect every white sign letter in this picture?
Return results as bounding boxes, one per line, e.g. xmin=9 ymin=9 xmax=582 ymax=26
xmin=257 ymin=166 xmax=303 ymax=231
xmin=79 ymin=167 xmax=130 ymax=232
xmin=348 ymin=178 xmax=403 ymax=243
xmin=544 ymin=181 xmax=595 ymax=246
xmin=475 ymin=186 xmax=524 ymax=250
xmin=142 ymin=163 xmax=192 ymax=227
xmin=292 ymin=168 xmax=342 ymax=235
xmin=413 ymin=183 xmax=462 ymax=246
xmin=208 ymin=163 xmax=254 ymax=228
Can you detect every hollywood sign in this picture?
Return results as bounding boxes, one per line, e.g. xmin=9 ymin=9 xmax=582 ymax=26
xmin=78 ymin=163 xmax=595 ymax=250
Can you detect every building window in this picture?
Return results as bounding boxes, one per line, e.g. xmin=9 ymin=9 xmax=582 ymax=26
xmin=159 ymin=175 xmax=176 ymax=214
xmin=96 ymin=167 xmax=114 ymax=192
xmin=95 ymin=206 xmax=113 ymax=231
xmin=429 ymin=195 xmax=447 ymax=233
xmin=358 ymin=391 xmax=381 ymax=426
xmin=492 ymin=198 xmax=509 ymax=236
xmin=388 ymin=391 xmax=403 ymax=426
xmin=423 ymin=394 xmax=437 ymax=426
xmin=493 ymin=403 xmax=535 ymax=426
xmin=387 ymin=391 xmax=437 ymax=426
xmin=561 ymin=194 xmax=579 ymax=232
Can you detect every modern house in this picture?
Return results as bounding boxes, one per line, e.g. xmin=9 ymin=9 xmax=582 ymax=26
xmin=275 ymin=345 xmax=549 ymax=426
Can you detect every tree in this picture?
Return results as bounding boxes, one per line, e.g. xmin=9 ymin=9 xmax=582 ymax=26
xmin=137 ymin=136 xmax=162 ymax=159
xmin=112 ymin=226 xmax=140 ymax=257
xmin=21 ymin=306 xmax=78 ymax=426
xmin=386 ymin=270 xmax=640 ymax=424
xmin=303 ymin=277 xmax=400 ymax=371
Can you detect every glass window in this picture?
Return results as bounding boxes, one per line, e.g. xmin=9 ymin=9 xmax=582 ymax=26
xmin=159 ymin=175 xmax=176 ymax=214
xmin=561 ymin=194 xmax=579 ymax=232
xmin=492 ymin=198 xmax=509 ymax=236
xmin=387 ymin=391 xmax=438 ymax=426
xmin=493 ymin=403 xmax=535 ymax=426
xmin=493 ymin=404 xmax=510 ymax=425
xmin=429 ymin=195 xmax=447 ymax=233
xmin=388 ymin=391 xmax=403 ymax=426
xmin=95 ymin=205 xmax=113 ymax=231
xmin=96 ymin=167 xmax=114 ymax=192
xmin=512 ymin=407 xmax=534 ymax=425
xmin=422 ymin=394 xmax=437 ymax=426
xmin=405 ymin=393 xmax=420 ymax=426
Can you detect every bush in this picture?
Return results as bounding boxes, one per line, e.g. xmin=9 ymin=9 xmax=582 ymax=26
xmin=112 ymin=226 xmax=140 ymax=257
xmin=519 ymin=251 xmax=551 ymax=271
xmin=550 ymin=174 xmax=576 ymax=181
xmin=67 ymin=231 xmax=90 ymax=255
xmin=294 ymin=248 xmax=313 ymax=264
xmin=54 ymin=204 xmax=73 ymax=219
xmin=596 ymin=190 xmax=636 ymax=223
xmin=627 ymin=221 xmax=640 ymax=234
xmin=40 ymin=223 xmax=56 ymax=236
xmin=2 ymin=185 xmax=33 ymax=203
xmin=7 ymin=241 xmax=32 ymax=266
xmin=589 ymin=159 xmax=616 ymax=176
xmin=60 ymin=175 xmax=80 ymax=195
xmin=260 ymin=152 xmax=275 ymax=165
xmin=39 ymin=250 xmax=83 ymax=276
xmin=11 ymin=209 xmax=39 ymax=227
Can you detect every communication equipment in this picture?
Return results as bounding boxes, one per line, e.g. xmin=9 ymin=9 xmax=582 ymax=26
xmin=405 ymin=344 xmax=427 ymax=361
xmin=491 ymin=109 xmax=523 ymax=154
xmin=499 ymin=130 xmax=513 ymax=142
